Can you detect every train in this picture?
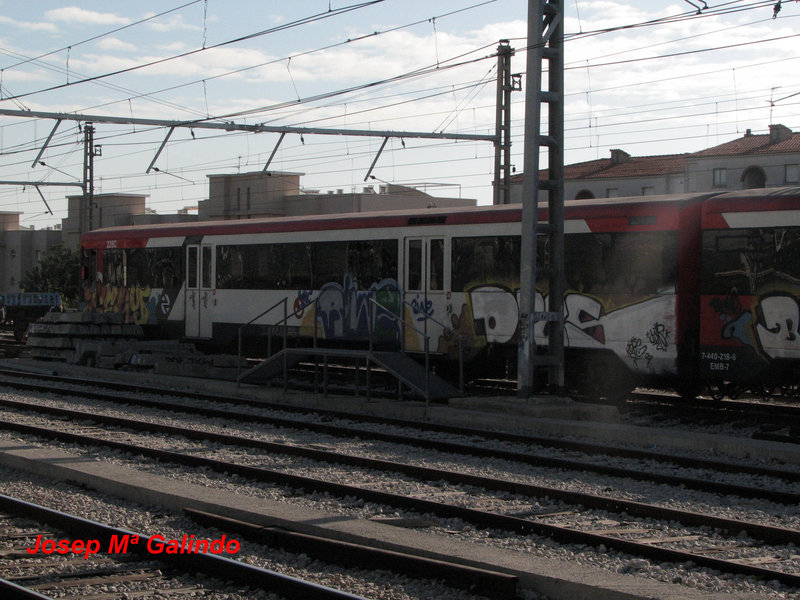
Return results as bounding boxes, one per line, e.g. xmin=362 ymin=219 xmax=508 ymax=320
xmin=80 ymin=185 xmax=800 ymax=400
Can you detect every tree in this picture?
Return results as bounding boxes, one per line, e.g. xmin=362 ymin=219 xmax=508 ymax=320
xmin=20 ymin=244 xmax=81 ymax=307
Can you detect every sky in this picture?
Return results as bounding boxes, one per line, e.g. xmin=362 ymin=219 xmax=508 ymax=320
xmin=0 ymin=0 xmax=797 ymax=228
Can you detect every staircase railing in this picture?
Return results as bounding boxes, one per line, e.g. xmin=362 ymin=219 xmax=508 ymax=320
xmin=399 ymin=298 xmax=465 ymax=394
xmin=367 ymin=294 xmax=465 ymax=402
xmin=238 ymin=291 xmax=464 ymax=403
xmin=237 ymin=297 xmax=287 ymax=384
xmin=237 ymin=297 xmax=316 ymax=389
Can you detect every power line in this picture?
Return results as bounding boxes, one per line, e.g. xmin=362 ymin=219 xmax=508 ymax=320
xmin=0 ymin=1 xmax=387 ymax=103
xmin=0 ymin=1 xmax=205 ymax=72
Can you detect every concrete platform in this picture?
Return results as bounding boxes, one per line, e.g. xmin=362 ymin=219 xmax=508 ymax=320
xmin=0 ymin=440 xmax=764 ymax=600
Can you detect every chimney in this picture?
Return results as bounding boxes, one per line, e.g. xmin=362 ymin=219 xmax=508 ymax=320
xmin=610 ymin=149 xmax=630 ymax=165
xmin=745 ymin=129 xmax=752 ymax=136
xmin=769 ymin=124 xmax=792 ymax=144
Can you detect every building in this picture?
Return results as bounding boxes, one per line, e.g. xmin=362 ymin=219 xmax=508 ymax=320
xmin=61 ymin=193 xmax=151 ymax=250
xmin=511 ymin=123 xmax=800 ymax=201
xmin=198 ymin=171 xmax=475 ymax=220
xmin=686 ymin=124 xmax=800 ymax=192
xmin=0 ymin=212 xmax=61 ymax=293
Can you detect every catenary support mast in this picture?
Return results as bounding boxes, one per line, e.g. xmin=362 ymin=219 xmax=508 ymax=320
xmin=517 ymin=0 xmax=565 ymax=396
xmin=493 ymin=40 xmax=519 ymax=205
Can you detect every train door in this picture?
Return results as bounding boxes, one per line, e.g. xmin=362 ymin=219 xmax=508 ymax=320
xmin=185 ymin=244 xmax=214 ymax=339
xmin=404 ymin=237 xmax=446 ymax=350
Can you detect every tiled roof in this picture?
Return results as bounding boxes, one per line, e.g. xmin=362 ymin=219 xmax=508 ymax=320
xmin=690 ymin=130 xmax=800 ymax=157
xmin=509 ymin=126 xmax=800 ymax=181
xmin=510 ymin=153 xmax=687 ymax=181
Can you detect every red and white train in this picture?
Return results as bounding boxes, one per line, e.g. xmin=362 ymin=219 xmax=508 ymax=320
xmin=80 ymin=185 xmax=800 ymax=399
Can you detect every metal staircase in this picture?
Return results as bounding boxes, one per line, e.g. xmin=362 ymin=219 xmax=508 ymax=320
xmin=237 ymin=296 xmax=463 ymax=403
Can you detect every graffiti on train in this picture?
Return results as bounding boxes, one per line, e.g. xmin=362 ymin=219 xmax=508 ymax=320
xmin=710 ymin=289 xmax=800 ymax=360
xmin=437 ymin=284 xmax=676 ymax=372
xmin=83 ymin=283 xmax=157 ymax=325
xmin=298 ymin=275 xmax=401 ymax=342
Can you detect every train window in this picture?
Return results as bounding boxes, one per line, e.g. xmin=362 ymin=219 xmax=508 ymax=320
xmin=285 ymin=243 xmax=312 ymax=289
xmin=216 ymin=239 xmax=399 ymax=290
xmin=149 ymin=248 xmax=183 ymax=288
xmin=451 ymin=236 xmax=521 ymax=292
xmin=702 ymin=228 xmax=800 ymax=294
xmin=347 ymin=239 xmax=398 ymax=285
xmin=187 ymin=247 xmax=198 ymax=288
xmin=201 ymin=246 xmax=212 ymax=289
xmin=101 ymin=248 xmax=183 ymax=289
xmin=82 ymin=249 xmax=97 ymax=283
xmin=407 ymin=240 xmax=423 ymax=291
xmin=565 ymin=232 xmax=677 ymax=296
xmin=103 ymin=249 xmax=125 ymax=286
xmin=313 ymin=242 xmax=348 ymax=286
xmin=429 ymin=239 xmax=444 ymax=291
xmin=126 ymin=248 xmax=145 ymax=287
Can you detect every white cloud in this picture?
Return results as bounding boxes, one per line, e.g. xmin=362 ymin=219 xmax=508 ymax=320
xmin=145 ymin=14 xmax=202 ymax=33
xmin=45 ymin=7 xmax=130 ymax=26
xmin=0 ymin=15 xmax=58 ymax=32
xmin=97 ymin=38 xmax=137 ymax=52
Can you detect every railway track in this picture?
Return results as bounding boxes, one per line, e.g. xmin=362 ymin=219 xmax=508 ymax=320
xmin=0 ymin=492 xmax=372 ymax=600
xmin=0 ymin=379 xmax=799 ymax=593
xmin=0 ymin=367 xmax=795 ymax=489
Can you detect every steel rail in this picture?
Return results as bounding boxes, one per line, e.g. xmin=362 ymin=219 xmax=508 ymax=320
xmin=184 ymin=508 xmax=519 ymax=600
xmin=0 ymin=371 xmax=798 ymax=488
xmin=2 ymin=366 xmax=796 ymax=483
xmin=2 ymin=418 xmax=800 ymax=588
xmin=0 ymin=578 xmax=56 ymax=600
xmin=0 ymin=493 xmax=369 ymax=600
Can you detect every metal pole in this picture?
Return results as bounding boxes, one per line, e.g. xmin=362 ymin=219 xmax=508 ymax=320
xmin=493 ymin=41 xmax=515 ymax=205
xmin=83 ymin=124 xmax=95 ymax=233
xmin=282 ymin=299 xmax=288 ymax=394
xmin=517 ymin=1 xmax=545 ymax=397
xmin=517 ymin=0 xmax=565 ymax=396
xmin=547 ymin=2 xmax=566 ymax=393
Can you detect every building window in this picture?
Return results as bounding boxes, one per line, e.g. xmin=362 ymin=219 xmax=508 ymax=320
xmin=787 ymin=164 xmax=799 ymax=184
xmin=605 ymin=188 xmax=618 ymax=198
xmin=641 ymin=186 xmax=655 ymax=196
xmin=713 ymin=168 xmax=727 ymax=187
xmin=742 ymin=166 xmax=766 ymax=189
xmin=574 ymin=189 xmax=595 ymax=200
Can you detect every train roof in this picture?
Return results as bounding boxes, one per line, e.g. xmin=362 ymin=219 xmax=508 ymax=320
xmin=701 ymin=186 xmax=800 ymax=229
xmin=82 ymin=190 xmax=721 ymax=246
xmin=82 ymin=203 xmax=522 ymax=243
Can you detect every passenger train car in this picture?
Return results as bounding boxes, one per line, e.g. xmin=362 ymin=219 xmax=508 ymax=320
xmin=700 ymin=187 xmax=800 ymax=398
xmin=80 ymin=186 xmax=800 ymax=399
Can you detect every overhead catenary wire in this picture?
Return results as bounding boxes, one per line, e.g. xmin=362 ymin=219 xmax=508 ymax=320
xmin=1 ymin=3 xmax=800 ymax=220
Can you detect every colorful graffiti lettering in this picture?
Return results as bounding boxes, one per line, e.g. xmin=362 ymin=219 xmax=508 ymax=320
xmin=450 ymin=282 xmax=675 ymax=374
xmin=755 ymin=293 xmax=800 ymax=359
xmin=409 ymin=295 xmax=434 ymax=322
xmin=83 ymin=283 xmax=156 ymax=325
xmin=710 ymin=292 xmax=744 ymax=324
xmin=468 ymin=285 xmax=519 ymax=343
xmin=709 ymin=290 xmax=800 ymax=360
xmin=298 ymin=275 xmax=401 ymax=343
xmin=295 ymin=290 xmax=313 ymax=318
